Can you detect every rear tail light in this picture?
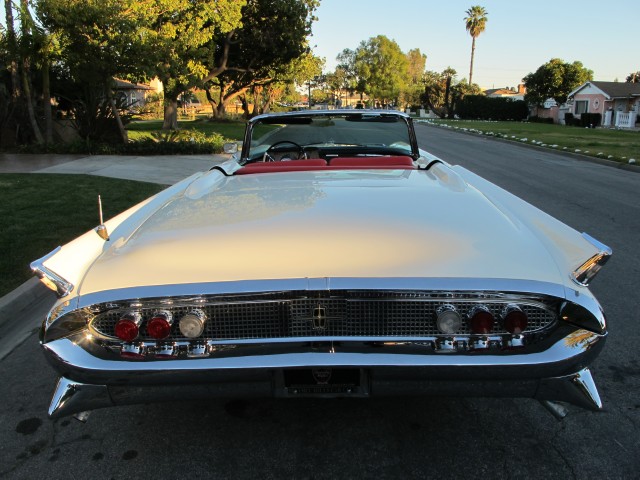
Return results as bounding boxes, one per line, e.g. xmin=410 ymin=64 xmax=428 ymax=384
xmin=436 ymin=305 xmax=462 ymax=334
xmin=179 ymin=309 xmax=207 ymax=338
xmin=115 ymin=312 xmax=142 ymax=341
xmin=503 ymin=305 xmax=528 ymax=334
xmin=469 ymin=306 xmax=494 ymax=334
xmin=147 ymin=310 xmax=173 ymax=340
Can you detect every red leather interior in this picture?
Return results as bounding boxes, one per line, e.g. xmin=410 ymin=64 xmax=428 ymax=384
xmin=236 ymin=156 xmax=415 ymax=174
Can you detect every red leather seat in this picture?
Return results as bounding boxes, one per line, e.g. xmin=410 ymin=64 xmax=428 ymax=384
xmin=236 ymin=159 xmax=327 ymax=174
xmin=329 ymin=156 xmax=414 ymax=167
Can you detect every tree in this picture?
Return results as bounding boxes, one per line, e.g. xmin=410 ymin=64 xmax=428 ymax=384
xmin=227 ymin=53 xmax=322 ymax=118
xmin=3 ymin=0 xmax=20 ymax=98
xmin=401 ymin=48 xmax=426 ymax=107
xmin=37 ymin=0 xmax=156 ymax=142
xmin=351 ymin=35 xmax=409 ymax=107
xmin=421 ymin=67 xmax=458 ymax=118
xmin=144 ymin=0 xmax=245 ymax=129
xmin=464 ymin=5 xmax=487 ymax=86
xmin=626 ymin=71 xmax=640 ymax=83
xmin=19 ymin=1 xmax=58 ymax=143
xmin=325 ymin=67 xmax=349 ymax=107
xmin=523 ymin=58 xmax=593 ymax=106
xmin=201 ymin=0 xmax=318 ymax=119
xmin=336 ymin=48 xmax=364 ymax=100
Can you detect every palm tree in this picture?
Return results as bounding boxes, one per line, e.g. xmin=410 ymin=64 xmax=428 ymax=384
xmin=464 ymin=6 xmax=488 ymax=86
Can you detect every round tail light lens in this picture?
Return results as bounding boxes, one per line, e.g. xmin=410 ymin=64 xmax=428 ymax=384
xmin=436 ymin=305 xmax=462 ymax=334
xmin=504 ymin=305 xmax=528 ymax=334
xmin=179 ymin=309 xmax=207 ymax=338
xmin=469 ymin=306 xmax=494 ymax=334
xmin=147 ymin=311 xmax=173 ymax=340
xmin=115 ymin=312 xmax=141 ymax=342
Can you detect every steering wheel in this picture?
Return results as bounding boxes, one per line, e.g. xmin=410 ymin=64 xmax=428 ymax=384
xmin=264 ymin=140 xmax=306 ymax=162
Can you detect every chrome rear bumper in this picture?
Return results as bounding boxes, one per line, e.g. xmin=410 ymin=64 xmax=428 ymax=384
xmin=43 ymin=327 xmax=605 ymax=418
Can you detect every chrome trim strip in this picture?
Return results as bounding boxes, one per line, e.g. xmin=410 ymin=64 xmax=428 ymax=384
xmin=572 ymin=233 xmax=612 ymax=286
xmin=74 ymin=277 xmax=569 ymax=311
xmin=30 ymin=247 xmax=74 ymax=297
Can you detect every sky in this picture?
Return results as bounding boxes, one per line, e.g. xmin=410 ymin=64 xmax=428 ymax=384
xmin=310 ymin=0 xmax=638 ymax=89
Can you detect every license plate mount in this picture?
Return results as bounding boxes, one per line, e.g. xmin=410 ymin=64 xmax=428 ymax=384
xmin=276 ymin=368 xmax=369 ymax=397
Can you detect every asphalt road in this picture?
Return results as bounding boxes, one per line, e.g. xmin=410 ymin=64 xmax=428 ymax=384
xmin=1 ymin=126 xmax=639 ymax=479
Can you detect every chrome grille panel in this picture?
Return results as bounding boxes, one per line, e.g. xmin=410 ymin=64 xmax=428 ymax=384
xmin=89 ymin=290 xmax=558 ymax=342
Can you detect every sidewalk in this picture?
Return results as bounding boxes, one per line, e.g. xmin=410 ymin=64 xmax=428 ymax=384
xmin=0 ymin=152 xmax=228 ymax=184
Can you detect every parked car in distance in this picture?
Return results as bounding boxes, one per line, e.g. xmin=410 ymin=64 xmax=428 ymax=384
xmin=32 ymin=110 xmax=611 ymax=420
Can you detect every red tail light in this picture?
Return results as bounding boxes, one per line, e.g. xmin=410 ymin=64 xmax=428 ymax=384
xmin=115 ymin=313 xmax=141 ymax=341
xmin=504 ymin=306 xmax=528 ymax=334
xmin=147 ymin=311 xmax=173 ymax=340
xmin=469 ymin=306 xmax=494 ymax=334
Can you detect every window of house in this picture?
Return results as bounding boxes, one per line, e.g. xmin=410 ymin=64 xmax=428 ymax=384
xmin=131 ymin=92 xmax=137 ymax=104
xmin=575 ymin=100 xmax=588 ymax=115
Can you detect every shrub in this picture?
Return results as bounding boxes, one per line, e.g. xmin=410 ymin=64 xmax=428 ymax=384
xmin=565 ymin=112 xmax=601 ymax=128
xmin=564 ymin=113 xmax=583 ymax=127
xmin=529 ymin=116 xmax=554 ymax=124
xmin=455 ymin=95 xmax=528 ymax=121
xmin=15 ymin=130 xmax=227 ymax=155
xmin=579 ymin=113 xmax=602 ymax=128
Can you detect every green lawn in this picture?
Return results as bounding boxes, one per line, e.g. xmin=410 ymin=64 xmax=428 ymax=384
xmin=423 ymin=119 xmax=640 ymax=162
xmin=0 ymin=174 xmax=164 ymax=297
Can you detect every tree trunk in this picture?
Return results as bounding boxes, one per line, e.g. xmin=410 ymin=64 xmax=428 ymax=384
xmin=21 ymin=58 xmax=44 ymax=144
xmin=214 ymin=102 xmax=227 ymax=119
xmin=216 ymin=85 xmax=248 ymax=119
xmin=239 ymin=95 xmax=250 ymax=119
xmin=444 ymin=76 xmax=453 ymax=118
xmin=423 ymin=86 xmax=446 ymax=119
xmin=262 ymin=94 xmax=274 ymax=114
xmin=469 ymin=37 xmax=476 ymax=85
xmin=162 ymin=99 xmax=179 ymax=130
xmin=205 ymin=88 xmax=219 ymax=116
xmin=4 ymin=0 xmax=21 ymax=98
xmin=42 ymin=60 xmax=53 ymax=144
xmin=106 ymin=80 xmax=128 ymax=143
xmin=19 ymin=0 xmax=44 ymax=144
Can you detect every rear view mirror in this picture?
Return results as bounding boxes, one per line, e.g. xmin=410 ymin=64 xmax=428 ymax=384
xmin=223 ymin=142 xmax=238 ymax=154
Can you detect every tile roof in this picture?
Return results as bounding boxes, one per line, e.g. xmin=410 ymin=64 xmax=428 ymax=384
xmin=114 ymin=78 xmax=154 ymax=90
xmin=591 ymin=81 xmax=640 ymax=98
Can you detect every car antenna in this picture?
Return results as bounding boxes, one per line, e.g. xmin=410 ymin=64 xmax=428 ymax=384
xmin=95 ymin=195 xmax=110 ymax=241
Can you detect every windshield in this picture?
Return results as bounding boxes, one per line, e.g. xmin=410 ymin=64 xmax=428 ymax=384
xmin=245 ymin=113 xmax=414 ymax=162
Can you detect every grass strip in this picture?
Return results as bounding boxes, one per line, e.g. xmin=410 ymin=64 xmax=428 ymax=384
xmin=423 ymin=119 xmax=639 ymax=162
xmin=0 ymin=174 xmax=164 ymax=296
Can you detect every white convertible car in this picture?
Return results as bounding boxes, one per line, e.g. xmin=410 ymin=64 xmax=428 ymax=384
xmin=32 ymin=110 xmax=610 ymax=420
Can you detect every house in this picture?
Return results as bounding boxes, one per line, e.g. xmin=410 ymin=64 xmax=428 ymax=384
xmin=567 ymin=81 xmax=640 ymax=128
xmin=114 ymin=78 xmax=162 ymax=110
xmin=484 ymin=84 xmax=526 ymax=101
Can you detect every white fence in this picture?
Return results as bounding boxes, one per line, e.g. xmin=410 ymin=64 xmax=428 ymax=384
xmin=615 ymin=111 xmax=637 ymax=129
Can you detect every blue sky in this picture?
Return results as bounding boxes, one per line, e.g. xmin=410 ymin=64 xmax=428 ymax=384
xmin=311 ymin=0 xmax=638 ymax=88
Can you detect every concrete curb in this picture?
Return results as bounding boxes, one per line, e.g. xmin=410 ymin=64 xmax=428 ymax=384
xmin=0 ymin=277 xmax=54 ymax=328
